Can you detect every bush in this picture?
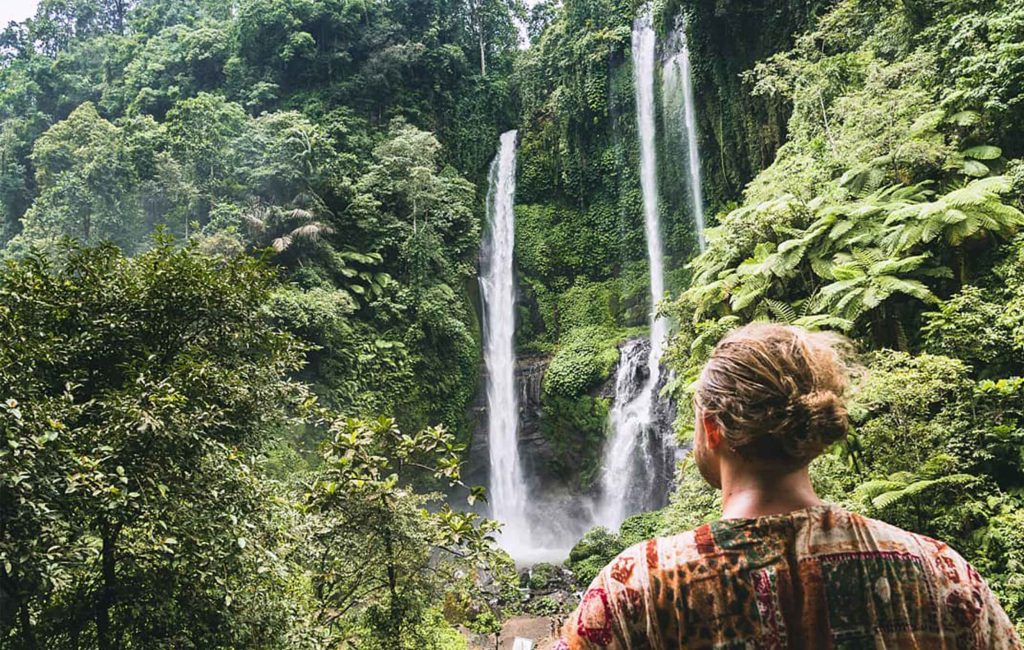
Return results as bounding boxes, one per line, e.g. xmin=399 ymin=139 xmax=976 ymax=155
xmin=544 ymin=326 xmax=622 ymax=398
xmin=567 ymin=527 xmax=623 ymax=587
xmin=659 ymin=458 xmax=721 ymax=534
xmin=526 ymin=596 xmax=565 ymax=617
xmin=528 ymin=562 xmax=558 ymax=590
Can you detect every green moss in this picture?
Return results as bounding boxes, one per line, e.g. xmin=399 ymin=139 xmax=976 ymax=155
xmin=544 ymin=326 xmax=622 ymax=397
xmin=618 ymin=510 xmax=664 ymax=547
xmin=540 ymin=394 xmax=610 ymax=489
xmin=538 ymin=326 xmax=622 ymax=487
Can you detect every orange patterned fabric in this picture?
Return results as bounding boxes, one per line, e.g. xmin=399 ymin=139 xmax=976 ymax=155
xmin=560 ymin=505 xmax=1021 ymax=649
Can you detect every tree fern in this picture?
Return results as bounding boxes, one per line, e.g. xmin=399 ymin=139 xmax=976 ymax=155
xmin=883 ymin=176 xmax=1024 ymax=252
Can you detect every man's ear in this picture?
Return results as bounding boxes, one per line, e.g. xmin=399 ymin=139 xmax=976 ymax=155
xmin=702 ymin=413 xmax=723 ymax=450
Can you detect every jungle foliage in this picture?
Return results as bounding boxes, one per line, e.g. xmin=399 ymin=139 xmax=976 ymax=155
xmin=653 ymin=0 xmax=1024 ymax=631
xmin=0 ymin=0 xmax=523 ymax=645
xmin=3 ymin=0 xmax=1024 ymax=645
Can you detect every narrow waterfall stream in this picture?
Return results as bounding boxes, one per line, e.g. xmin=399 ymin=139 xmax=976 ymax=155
xmin=480 ymin=130 xmax=531 ymax=556
xmin=594 ymin=5 xmax=672 ymax=531
xmin=663 ymin=17 xmax=707 ymax=250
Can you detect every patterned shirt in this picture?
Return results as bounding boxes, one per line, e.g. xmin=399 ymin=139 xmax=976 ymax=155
xmin=559 ymin=505 xmax=1021 ymax=649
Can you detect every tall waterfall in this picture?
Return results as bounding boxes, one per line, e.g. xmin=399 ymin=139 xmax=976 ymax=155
xmin=595 ymin=6 xmax=671 ymax=530
xmin=663 ymin=17 xmax=706 ymax=250
xmin=480 ymin=130 xmax=530 ymax=554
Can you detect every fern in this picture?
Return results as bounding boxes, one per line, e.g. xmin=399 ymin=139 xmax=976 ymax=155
xmin=764 ymin=299 xmax=797 ymax=324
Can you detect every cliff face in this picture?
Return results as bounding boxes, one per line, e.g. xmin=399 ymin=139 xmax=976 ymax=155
xmin=464 ymin=353 xmax=551 ymax=492
xmin=665 ymin=0 xmax=831 ymax=211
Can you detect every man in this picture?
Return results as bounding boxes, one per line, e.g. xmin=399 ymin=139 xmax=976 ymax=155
xmin=558 ymin=323 xmax=1021 ymax=649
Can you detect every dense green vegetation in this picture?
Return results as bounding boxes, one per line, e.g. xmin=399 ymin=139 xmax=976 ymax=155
xmin=0 ymin=241 xmax=504 ymax=647
xmin=1 ymin=0 xmax=523 ymax=645
xmin=572 ymin=0 xmax=1024 ymax=634
xmin=3 ymin=0 xmax=1024 ymax=645
xmin=0 ymin=0 xmax=524 ymax=441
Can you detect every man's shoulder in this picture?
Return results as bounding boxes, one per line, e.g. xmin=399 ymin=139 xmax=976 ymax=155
xmin=624 ymin=507 xmax=972 ymax=570
xmin=591 ymin=527 xmax=706 ymax=591
xmin=607 ymin=506 xmax=977 ymax=581
xmin=610 ymin=521 xmax=722 ymax=577
xmin=844 ymin=510 xmax=967 ymax=559
xmin=798 ymin=508 xmax=985 ymax=591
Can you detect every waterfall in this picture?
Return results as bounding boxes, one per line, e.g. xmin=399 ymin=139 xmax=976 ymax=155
xmin=663 ymin=17 xmax=706 ymax=251
xmin=598 ymin=340 xmax=665 ymax=527
xmin=480 ymin=130 xmax=530 ymax=555
xmin=595 ymin=5 xmax=671 ymax=531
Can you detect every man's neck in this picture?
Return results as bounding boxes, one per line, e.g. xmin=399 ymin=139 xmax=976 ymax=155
xmin=719 ymin=465 xmax=823 ymax=520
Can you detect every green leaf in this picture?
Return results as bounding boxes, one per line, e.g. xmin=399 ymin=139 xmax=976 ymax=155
xmin=962 ymin=145 xmax=1002 ymax=160
xmin=948 ymin=110 xmax=981 ymax=126
xmin=962 ymin=159 xmax=990 ymax=178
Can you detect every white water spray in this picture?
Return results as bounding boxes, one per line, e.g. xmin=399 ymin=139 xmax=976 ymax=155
xmin=663 ymin=17 xmax=706 ymax=250
xmin=596 ymin=6 xmax=670 ymax=530
xmin=480 ymin=130 xmax=531 ymax=555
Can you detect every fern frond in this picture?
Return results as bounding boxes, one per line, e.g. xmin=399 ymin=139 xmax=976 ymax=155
xmin=764 ymin=299 xmax=797 ymax=324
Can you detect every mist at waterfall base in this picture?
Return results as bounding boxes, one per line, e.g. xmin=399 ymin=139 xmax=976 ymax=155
xmin=475 ymin=6 xmax=706 ymax=564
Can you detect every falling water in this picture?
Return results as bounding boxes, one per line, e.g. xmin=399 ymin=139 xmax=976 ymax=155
xmin=598 ymin=340 xmax=666 ymax=528
xmin=480 ymin=130 xmax=531 ymax=555
xmin=595 ymin=6 xmax=671 ymax=530
xmin=663 ymin=17 xmax=706 ymax=250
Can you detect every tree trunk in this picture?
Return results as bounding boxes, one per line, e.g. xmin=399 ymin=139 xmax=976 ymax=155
xmin=870 ymin=307 xmax=892 ymax=349
xmin=95 ymin=525 xmax=118 ymax=650
xmin=19 ymin=602 xmax=37 ymax=650
xmin=955 ymin=248 xmax=968 ymax=289
xmin=384 ymin=527 xmax=401 ymax=647
xmin=479 ymin=31 xmax=487 ymax=77
xmin=114 ymin=0 xmax=127 ymax=34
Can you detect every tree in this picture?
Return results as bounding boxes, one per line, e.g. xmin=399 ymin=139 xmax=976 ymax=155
xmin=352 ymin=120 xmax=477 ymax=285
xmin=464 ymin=0 xmax=523 ymax=76
xmin=243 ymin=196 xmax=335 ymax=255
xmin=0 ymin=118 xmax=31 ymax=242
xmin=0 ymin=238 xmax=307 ymax=647
xmin=17 ymin=103 xmax=142 ymax=251
xmin=882 ymin=176 xmax=1024 ymax=283
xmin=27 ymin=0 xmax=137 ymax=55
xmin=809 ymin=248 xmax=942 ymax=345
xmin=306 ymin=416 xmax=499 ymax=648
xmin=164 ymin=93 xmax=247 ymax=205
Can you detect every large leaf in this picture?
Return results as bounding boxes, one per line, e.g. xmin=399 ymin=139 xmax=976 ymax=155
xmin=963 ymin=145 xmax=1002 ymax=160
xmin=948 ymin=110 xmax=981 ymax=126
xmin=962 ymin=159 xmax=990 ymax=178
xmin=793 ymin=313 xmax=854 ymax=331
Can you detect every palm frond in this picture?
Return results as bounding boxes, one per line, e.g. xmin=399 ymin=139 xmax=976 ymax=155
xmin=271 ymin=236 xmax=292 ymax=252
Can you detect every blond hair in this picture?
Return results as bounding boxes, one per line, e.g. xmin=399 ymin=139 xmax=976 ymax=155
xmin=695 ymin=323 xmax=854 ymax=466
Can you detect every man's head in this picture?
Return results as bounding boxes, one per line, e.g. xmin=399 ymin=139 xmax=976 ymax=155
xmin=693 ymin=323 xmax=852 ymax=488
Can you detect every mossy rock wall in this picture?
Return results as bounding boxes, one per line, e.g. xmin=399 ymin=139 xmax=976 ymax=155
xmin=664 ymin=0 xmax=833 ymax=214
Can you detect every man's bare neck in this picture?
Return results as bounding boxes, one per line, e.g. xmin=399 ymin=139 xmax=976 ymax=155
xmin=719 ymin=466 xmax=823 ymax=520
